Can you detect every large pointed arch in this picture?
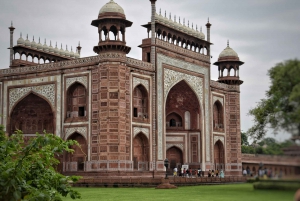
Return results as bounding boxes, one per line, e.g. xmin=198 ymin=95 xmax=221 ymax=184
xmin=133 ymin=132 xmax=149 ymax=170
xmin=166 ymin=146 xmax=183 ymax=170
xmin=65 ymin=132 xmax=88 ymax=171
xmin=9 ymin=84 xmax=55 ymax=115
xmin=214 ymin=140 xmax=225 ymax=171
xmin=9 ymin=93 xmax=54 ymax=135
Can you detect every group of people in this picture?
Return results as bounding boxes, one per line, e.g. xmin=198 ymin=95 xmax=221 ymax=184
xmin=173 ymin=167 xmax=225 ymax=178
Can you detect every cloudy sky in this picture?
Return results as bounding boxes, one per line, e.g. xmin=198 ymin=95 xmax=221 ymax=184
xmin=0 ymin=0 xmax=299 ymax=141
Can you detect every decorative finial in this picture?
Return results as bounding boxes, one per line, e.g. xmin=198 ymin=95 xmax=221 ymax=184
xmin=39 ymin=37 xmax=40 ymax=43
xmin=174 ymin=15 xmax=176 ymax=22
xmin=78 ymin=41 xmax=80 ymax=46
xmin=165 ymin=10 xmax=166 ymax=18
xmin=26 ymin=34 xmax=28 ymax=40
xmin=196 ymin=25 xmax=198 ymax=31
xmin=50 ymin=40 xmax=52 ymax=46
xmin=55 ymin=42 xmax=57 ymax=48
xmin=44 ymin=38 xmax=46 ymax=44
xmin=192 ymin=23 xmax=193 ymax=29
xmin=33 ymin=36 xmax=34 ymax=41
xmin=61 ymin=43 xmax=62 ymax=49
xmin=20 ymin=32 xmax=22 ymax=38
xmin=169 ymin=12 xmax=171 ymax=20
xmin=66 ymin=44 xmax=68 ymax=50
xmin=179 ymin=17 xmax=181 ymax=24
xmin=227 ymin=40 xmax=229 ymax=47
xmin=188 ymin=20 xmax=189 ymax=27
xmin=183 ymin=18 xmax=185 ymax=26
xmin=159 ymin=8 xmax=161 ymax=15
xmin=11 ymin=21 xmax=13 ymax=26
xmin=71 ymin=46 xmax=73 ymax=51
xmin=208 ymin=17 xmax=210 ymax=22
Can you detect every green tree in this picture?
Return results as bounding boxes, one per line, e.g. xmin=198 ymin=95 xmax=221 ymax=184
xmin=247 ymin=59 xmax=300 ymax=140
xmin=241 ymin=131 xmax=249 ymax=145
xmin=0 ymin=126 xmax=81 ymax=201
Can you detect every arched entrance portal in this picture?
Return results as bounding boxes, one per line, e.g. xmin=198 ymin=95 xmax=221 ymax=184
xmin=214 ymin=140 xmax=225 ymax=170
xmin=10 ymin=93 xmax=54 ymax=135
xmin=66 ymin=132 xmax=88 ymax=171
xmin=133 ymin=133 xmax=149 ymax=170
xmin=166 ymin=146 xmax=183 ymax=169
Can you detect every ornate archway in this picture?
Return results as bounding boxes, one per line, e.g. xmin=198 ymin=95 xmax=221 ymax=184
xmin=213 ymin=100 xmax=224 ymax=131
xmin=66 ymin=132 xmax=87 ymax=171
xmin=9 ymin=93 xmax=54 ymax=135
xmin=133 ymin=133 xmax=149 ymax=170
xmin=166 ymin=146 xmax=183 ymax=169
xmin=214 ymin=140 xmax=225 ymax=170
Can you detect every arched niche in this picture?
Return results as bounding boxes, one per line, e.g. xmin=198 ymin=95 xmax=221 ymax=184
xmin=66 ymin=82 xmax=87 ymax=119
xmin=9 ymin=93 xmax=54 ymax=135
xmin=214 ymin=140 xmax=225 ymax=171
xmin=213 ymin=100 xmax=224 ymax=131
xmin=166 ymin=80 xmax=200 ymax=131
xmin=166 ymin=146 xmax=183 ymax=169
xmin=133 ymin=132 xmax=149 ymax=170
xmin=66 ymin=132 xmax=87 ymax=171
xmin=132 ymin=84 xmax=148 ymax=119
xmin=166 ymin=112 xmax=182 ymax=128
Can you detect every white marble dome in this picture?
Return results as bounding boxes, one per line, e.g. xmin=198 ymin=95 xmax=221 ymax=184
xmin=17 ymin=33 xmax=25 ymax=45
xmin=219 ymin=44 xmax=238 ymax=58
xmin=99 ymin=0 xmax=125 ymax=15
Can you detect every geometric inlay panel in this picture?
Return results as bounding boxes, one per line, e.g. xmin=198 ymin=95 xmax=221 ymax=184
xmin=132 ymin=77 xmax=149 ymax=92
xmin=9 ymin=84 xmax=55 ymax=114
xmin=166 ymin=143 xmax=184 ymax=151
xmin=213 ymin=96 xmax=224 ymax=106
xmin=65 ymin=126 xmax=87 ymax=140
xmin=164 ymin=68 xmax=203 ymax=102
xmin=66 ymin=76 xmax=88 ymax=90
xmin=214 ymin=135 xmax=225 ymax=146
xmin=133 ymin=127 xmax=149 ymax=140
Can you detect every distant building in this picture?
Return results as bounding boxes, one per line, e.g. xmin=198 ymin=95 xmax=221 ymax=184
xmin=4 ymin=0 xmax=286 ymax=177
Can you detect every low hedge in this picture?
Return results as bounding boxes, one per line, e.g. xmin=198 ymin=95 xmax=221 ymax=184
xmin=253 ymin=181 xmax=300 ymax=191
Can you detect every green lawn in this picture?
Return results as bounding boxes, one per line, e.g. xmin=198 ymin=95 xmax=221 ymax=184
xmin=62 ymin=183 xmax=295 ymax=201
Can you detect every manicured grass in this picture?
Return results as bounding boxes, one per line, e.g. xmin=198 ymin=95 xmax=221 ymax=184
xmin=62 ymin=183 xmax=295 ymax=201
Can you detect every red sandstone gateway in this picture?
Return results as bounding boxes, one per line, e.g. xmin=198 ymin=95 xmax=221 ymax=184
xmin=1 ymin=0 xmax=298 ymax=181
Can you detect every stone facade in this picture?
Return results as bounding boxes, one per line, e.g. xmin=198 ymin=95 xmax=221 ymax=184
xmin=0 ymin=0 xmax=254 ymax=177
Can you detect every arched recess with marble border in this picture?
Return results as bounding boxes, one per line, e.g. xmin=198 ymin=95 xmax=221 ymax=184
xmin=65 ymin=132 xmax=88 ymax=171
xmin=166 ymin=144 xmax=184 ymax=169
xmin=8 ymin=91 xmax=55 ymax=135
xmin=132 ymin=84 xmax=149 ymax=120
xmin=213 ymin=100 xmax=224 ymax=131
xmin=213 ymin=137 xmax=225 ymax=171
xmin=164 ymin=78 xmax=203 ymax=164
xmin=65 ymin=76 xmax=88 ymax=91
xmin=133 ymin=132 xmax=150 ymax=170
xmin=66 ymin=82 xmax=88 ymax=119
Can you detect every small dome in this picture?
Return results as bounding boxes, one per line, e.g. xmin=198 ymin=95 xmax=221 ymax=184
xmin=24 ymin=34 xmax=31 ymax=47
xmin=99 ymin=0 xmax=125 ymax=15
xmin=60 ymin=44 xmax=65 ymax=56
xmin=219 ymin=43 xmax=238 ymax=58
xmin=70 ymin=47 xmax=75 ymax=58
xmin=74 ymin=49 xmax=80 ymax=58
xmin=54 ymin=42 xmax=59 ymax=54
xmin=17 ymin=33 xmax=25 ymax=45
xmin=49 ymin=41 xmax=54 ymax=53
xmin=43 ymin=39 xmax=49 ymax=52
xmin=37 ymin=38 xmax=43 ymax=50
xmin=65 ymin=45 xmax=70 ymax=57
xmin=31 ymin=37 xmax=37 ymax=49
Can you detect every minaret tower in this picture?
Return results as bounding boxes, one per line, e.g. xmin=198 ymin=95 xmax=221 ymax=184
xmin=213 ymin=41 xmax=244 ymax=176
xmin=90 ymin=0 xmax=133 ymax=165
xmin=8 ymin=22 xmax=15 ymax=66
xmin=213 ymin=41 xmax=244 ymax=85
xmin=91 ymin=0 xmax=132 ymax=54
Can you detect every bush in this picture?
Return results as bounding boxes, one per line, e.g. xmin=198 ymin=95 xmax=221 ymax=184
xmin=253 ymin=181 xmax=300 ymax=191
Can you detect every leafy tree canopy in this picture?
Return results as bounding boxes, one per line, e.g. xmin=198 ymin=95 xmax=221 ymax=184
xmin=241 ymin=131 xmax=249 ymax=146
xmin=247 ymin=59 xmax=300 ymax=140
xmin=0 ymin=126 xmax=81 ymax=201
